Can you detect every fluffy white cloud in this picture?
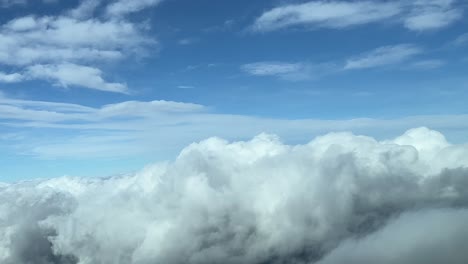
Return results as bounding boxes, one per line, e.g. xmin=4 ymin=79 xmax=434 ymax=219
xmin=27 ymin=63 xmax=128 ymax=93
xmin=252 ymin=0 xmax=464 ymax=32
xmin=0 ymin=16 xmax=145 ymax=66
xmin=344 ymin=44 xmax=422 ymax=70
xmin=1 ymin=127 xmax=468 ymax=263
xmin=0 ymin=1 xmax=157 ymax=92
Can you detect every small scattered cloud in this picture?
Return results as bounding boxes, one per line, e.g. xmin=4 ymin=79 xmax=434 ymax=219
xmin=0 ymin=72 xmax=23 ymax=83
xmin=178 ymin=38 xmax=199 ymax=45
xmin=241 ymin=62 xmax=321 ymax=81
xmin=203 ymin=19 xmax=235 ymax=33
xmin=251 ymin=0 xmax=463 ymax=32
xmin=27 ymin=63 xmax=128 ymax=93
xmin=409 ymin=59 xmax=446 ymax=70
xmin=453 ymin=32 xmax=468 ymax=46
xmin=344 ymin=44 xmax=423 ymax=70
xmin=177 ymin=85 xmax=195 ymax=89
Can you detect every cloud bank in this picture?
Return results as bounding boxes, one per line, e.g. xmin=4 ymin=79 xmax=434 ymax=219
xmin=1 ymin=127 xmax=468 ymax=263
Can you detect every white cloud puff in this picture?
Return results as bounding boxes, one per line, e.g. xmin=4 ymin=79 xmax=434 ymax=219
xmin=1 ymin=127 xmax=468 ymax=263
xmin=0 ymin=1 xmax=157 ymax=93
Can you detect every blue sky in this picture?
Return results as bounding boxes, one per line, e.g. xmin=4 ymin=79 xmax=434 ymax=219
xmin=0 ymin=0 xmax=467 ymax=181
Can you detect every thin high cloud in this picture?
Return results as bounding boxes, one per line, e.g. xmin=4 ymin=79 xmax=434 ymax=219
xmin=1 ymin=94 xmax=468 ymax=159
xmin=252 ymin=0 xmax=464 ymax=32
xmin=242 ymin=44 xmax=425 ymax=80
xmin=344 ymin=44 xmax=423 ymax=70
xmin=241 ymin=62 xmax=312 ymax=81
xmin=0 ymin=0 xmax=158 ymax=93
xmin=1 ymin=127 xmax=468 ymax=263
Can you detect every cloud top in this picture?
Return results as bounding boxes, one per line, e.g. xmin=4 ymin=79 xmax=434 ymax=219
xmin=1 ymin=127 xmax=468 ymax=263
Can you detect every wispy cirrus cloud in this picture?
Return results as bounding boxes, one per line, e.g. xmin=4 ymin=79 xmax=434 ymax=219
xmin=242 ymin=44 xmax=426 ymax=81
xmin=408 ymin=59 xmax=446 ymax=70
xmin=403 ymin=0 xmax=463 ymax=31
xmin=1 ymin=94 xmax=468 ymax=159
xmin=251 ymin=0 xmax=464 ymax=32
xmin=252 ymin=1 xmax=401 ymax=32
xmin=453 ymin=32 xmax=468 ymax=46
xmin=344 ymin=44 xmax=423 ymax=70
xmin=106 ymin=0 xmax=163 ymax=17
xmin=241 ymin=61 xmax=335 ymax=81
xmin=0 ymin=0 xmax=25 ymax=8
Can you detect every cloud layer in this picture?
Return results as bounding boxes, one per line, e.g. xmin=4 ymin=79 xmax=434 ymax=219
xmin=1 ymin=127 xmax=468 ymax=263
xmin=252 ymin=0 xmax=463 ymax=32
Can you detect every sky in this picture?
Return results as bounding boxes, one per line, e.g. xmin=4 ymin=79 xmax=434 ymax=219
xmin=0 ymin=0 xmax=467 ymax=181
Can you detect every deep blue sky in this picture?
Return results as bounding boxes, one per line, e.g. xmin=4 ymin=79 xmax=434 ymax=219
xmin=0 ymin=0 xmax=467 ymax=180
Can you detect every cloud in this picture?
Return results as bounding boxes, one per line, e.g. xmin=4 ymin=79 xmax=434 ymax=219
xmin=177 ymin=85 xmax=195 ymax=89
xmin=2 ymin=95 xmax=468 ymax=159
xmin=453 ymin=32 xmax=468 ymax=46
xmin=1 ymin=127 xmax=468 ymax=263
xmin=408 ymin=59 xmax=446 ymax=70
xmin=243 ymin=44 xmax=428 ymax=78
xmin=317 ymin=209 xmax=468 ymax=264
xmin=178 ymin=38 xmax=199 ymax=45
xmin=106 ymin=0 xmax=163 ymax=17
xmin=27 ymin=63 xmax=128 ymax=93
xmin=0 ymin=96 xmax=204 ymax=122
xmin=403 ymin=0 xmax=463 ymax=31
xmin=0 ymin=0 xmax=25 ymax=8
xmin=241 ymin=61 xmax=333 ymax=81
xmin=252 ymin=1 xmax=400 ymax=32
xmin=344 ymin=44 xmax=422 ymax=70
xmin=0 ymin=72 xmax=23 ymax=83
xmin=251 ymin=0 xmax=463 ymax=32
xmin=0 ymin=1 xmax=157 ymax=92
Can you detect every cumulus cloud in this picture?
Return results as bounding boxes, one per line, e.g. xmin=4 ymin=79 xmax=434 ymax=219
xmin=1 ymin=127 xmax=468 ymax=263
xmin=251 ymin=0 xmax=463 ymax=32
xmin=0 ymin=0 xmax=25 ymax=8
xmin=0 ymin=0 xmax=157 ymax=92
